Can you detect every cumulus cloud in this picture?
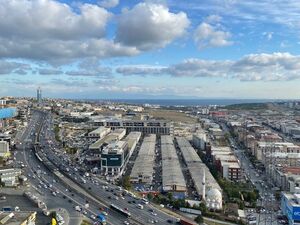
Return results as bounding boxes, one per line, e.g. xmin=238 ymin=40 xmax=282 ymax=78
xmin=65 ymin=61 xmax=112 ymax=77
xmin=116 ymin=52 xmax=300 ymax=81
xmin=0 ymin=0 xmax=111 ymax=40
xmin=194 ymin=22 xmax=232 ymax=49
xmin=98 ymin=0 xmax=119 ymax=8
xmin=115 ymin=3 xmax=190 ymax=50
xmin=0 ymin=0 xmax=139 ymax=63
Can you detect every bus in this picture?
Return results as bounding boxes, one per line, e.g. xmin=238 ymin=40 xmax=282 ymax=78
xmin=110 ymin=204 xmax=131 ymax=218
xmin=35 ymin=152 xmax=43 ymax=162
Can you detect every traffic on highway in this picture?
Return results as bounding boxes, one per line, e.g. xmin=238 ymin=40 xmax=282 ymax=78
xmin=16 ymin=110 xmax=180 ymax=225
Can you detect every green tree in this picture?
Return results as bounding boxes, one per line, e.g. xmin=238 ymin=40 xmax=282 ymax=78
xmin=198 ymin=202 xmax=207 ymax=213
xmin=195 ymin=215 xmax=204 ymax=224
xmin=147 ymin=193 xmax=153 ymax=201
xmin=167 ymin=192 xmax=173 ymax=201
xmin=122 ymin=176 xmax=132 ymax=190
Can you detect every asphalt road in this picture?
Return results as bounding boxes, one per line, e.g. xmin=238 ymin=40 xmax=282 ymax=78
xmin=17 ymin=110 xmax=179 ymax=225
xmin=219 ymin=122 xmax=280 ymax=225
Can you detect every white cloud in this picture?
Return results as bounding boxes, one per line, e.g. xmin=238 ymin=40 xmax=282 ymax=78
xmin=116 ymin=65 xmax=167 ymax=75
xmin=194 ymin=22 xmax=232 ymax=49
xmin=98 ymin=0 xmax=119 ymax=8
xmin=0 ymin=0 xmax=139 ymax=63
xmin=0 ymin=60 xmax=31 ymax=74
xmin=175 ymin=0 xmax=300 ymax=31
xmin=65 ymin=66 xmax=111 ymax=77
xmin=205 ymin=15 xmax=222 ymax=24
xmin=263 ymin=32 xmax=273 ymax=40
xmin=116 ymin=3 xmax=190 ymax=50
xmin=116 ymin=52 xmax=300 ymax=81
xmin=0 ymin=0 xmax=111 ymax=40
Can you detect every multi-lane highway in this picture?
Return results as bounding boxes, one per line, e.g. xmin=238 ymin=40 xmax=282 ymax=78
xmin=17 ymin=110 xmax=179 ymax=225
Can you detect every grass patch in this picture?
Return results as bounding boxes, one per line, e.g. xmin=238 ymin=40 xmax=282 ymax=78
xmin=81 ymin=220 xmax=92 ymax=225
xmin=54 ymin=124 xmax=61 ymax=142
xmin=146 ymin=109 xmax=196 ymax=123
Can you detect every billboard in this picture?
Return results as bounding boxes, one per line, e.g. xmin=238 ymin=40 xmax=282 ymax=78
xmin=293 ymin=206 xmax=300 ymax=220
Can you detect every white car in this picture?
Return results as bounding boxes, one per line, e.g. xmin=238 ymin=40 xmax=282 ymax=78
xmin=151 ymin=212 xmax=157 ymax=216
xmin=90 ymin=215 xmax=96 ymax=220
xmin=124 ymin=221 xmax=130 ymax=225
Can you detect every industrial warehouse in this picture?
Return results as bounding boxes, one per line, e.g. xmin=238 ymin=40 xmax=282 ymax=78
xmin=130 ymin=134 xmax=156 ymax=185
xmin=161 ymin=135 xmax=186 ymax=198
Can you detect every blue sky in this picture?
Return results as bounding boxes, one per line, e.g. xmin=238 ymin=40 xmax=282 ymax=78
xmin=1 ymin=0 xmax=300 ymax=99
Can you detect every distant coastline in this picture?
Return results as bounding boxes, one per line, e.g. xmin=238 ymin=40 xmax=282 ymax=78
xmin=89 ymin=98 xmax=283 ymax=107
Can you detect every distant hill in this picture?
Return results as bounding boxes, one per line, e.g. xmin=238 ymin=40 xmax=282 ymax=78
xmin=224 ymin=102 xmax=269 ymax=110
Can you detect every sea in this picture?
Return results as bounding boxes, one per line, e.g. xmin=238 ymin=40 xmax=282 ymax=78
xmin=98 ymin=99 xmax=279 ymax=107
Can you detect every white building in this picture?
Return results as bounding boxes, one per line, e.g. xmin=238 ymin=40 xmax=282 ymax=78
xmin=206 ymin=189 xmax=222 ymax=210
xmin=0 ymin=168 xmax=22 ymax=186
xmin=192 ymin=131 xmax=207 ymax=150
xmin=255 ymin=142 xmax=300 ymax=161
xmin=0 ymin=141 xmax=10 ymax=158
xmin=101 ymin=141 xmax=128 ymax=178
xmin=88 ymin=127 xmax=111 ymax=139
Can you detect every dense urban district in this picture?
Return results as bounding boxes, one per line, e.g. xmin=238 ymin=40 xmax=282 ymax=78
xmin=1 ymin=91 xmax=300 ymax=225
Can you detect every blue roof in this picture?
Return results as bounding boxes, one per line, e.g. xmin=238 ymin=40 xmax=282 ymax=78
xmin=0 ymin=108 xmax=17 ymax=119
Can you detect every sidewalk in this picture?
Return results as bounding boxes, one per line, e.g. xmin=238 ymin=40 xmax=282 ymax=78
xmin=204 ymin=217 xmax=238 ymax=225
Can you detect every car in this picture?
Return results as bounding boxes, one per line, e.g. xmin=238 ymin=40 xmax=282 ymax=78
xmin=90 ymin=215 xmax=96 ymax=220
xmin=151 ymin=211 xmax=157 ymax=216
xmin=167 ymin=219 xmax=173 ymax=223
xmin=124 ymin=221 xmax=130 ymax=225
xmin=102 ymin=211 xmax=108 ymax=216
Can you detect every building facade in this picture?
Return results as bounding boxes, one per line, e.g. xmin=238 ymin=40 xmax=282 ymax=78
xmin=281 ymin=192 xmax=300 ymax=225
xmin=101 ymin=141 xmax=128 ymax=178
xmin=96 ymin=120 xmax=173 ymax=135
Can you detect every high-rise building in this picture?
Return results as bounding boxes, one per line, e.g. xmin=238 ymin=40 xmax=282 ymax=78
xmin=37 ymin=87 xmax=42 ymax=104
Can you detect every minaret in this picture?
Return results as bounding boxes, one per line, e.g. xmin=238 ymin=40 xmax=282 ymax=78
xmin=202 ymin=167 xmax=206 ymax=200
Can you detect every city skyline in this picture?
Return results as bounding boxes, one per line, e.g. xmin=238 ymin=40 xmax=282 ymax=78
xmin=1 ymin=0 xmax=300 ymax=99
